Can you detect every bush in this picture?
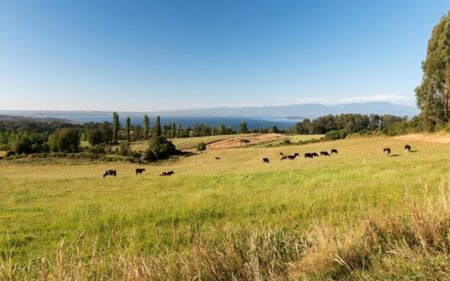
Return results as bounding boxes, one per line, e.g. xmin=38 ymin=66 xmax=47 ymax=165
xmin=87 ymin=145 xmax=106 ymax=154
xmin=325 ymin=129 xmax=348 ymax=140
xmin=145 ymin=136 xmax=178 ymax=161
xmin=119 ymin=142 xmax=130 ymax=156
xmin=382 ymin=120 xmax=410 ymax=136
xmin=196 ymin=142 xmax=207 ymax=151
xmin=358 ymin=129 xmax=370 ymax=135
xmin=445 ymin=123 xmax=450 ymax=133
xmin=48 ymin=128 xmax=80 ymax=153
xmin=283 ymin=139 xmax=291 ymax=145
xmin=88 ymin=129 xmax=104 ymax=146
xmin=11 ymin=133 xmax=49 ymax=155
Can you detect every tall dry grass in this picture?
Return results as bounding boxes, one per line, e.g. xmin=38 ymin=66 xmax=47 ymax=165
xmin=1 ymin=182 xmax=449 ymax=280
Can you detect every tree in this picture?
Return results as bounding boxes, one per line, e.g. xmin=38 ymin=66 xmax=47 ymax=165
xmin=171 ymin=122 xmax=176 ymax=138
xmin=415 ymin=11 xmax=450 ymax=128
xmin=176 ymin=124 xmax=182 ymax=138
xmin=143 ymin=115 xmax=150 ymax=140
xmin=239 ymin=122 xmax=249 ymax=134
xmin=88 ymin=129 xmax=104 ymax=146
xmin=112 ymin=112 xmax=120 ymax=143
xmin=270 ymin=125 xmax=279 ymax=133
xmin=155 ymin=116 xmax=162 ymax=137
xmin=98 ymin=122 xmax=113 ymax=144
xmin=48 ymin=128 xmax=80 ymax=153
xmin=126 ymin=117 xmax=131 ymax=142
xmin=146 ymin=135 xmax=177 ymax=161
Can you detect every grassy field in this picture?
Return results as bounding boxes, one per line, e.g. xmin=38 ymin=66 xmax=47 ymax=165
xmin=0 ymin=136 xmax=449 ymax=280
xmin=250 ymin=134 xmax=324 ymax=147
xmin=130 ymin=135 xmax=243 ymax=151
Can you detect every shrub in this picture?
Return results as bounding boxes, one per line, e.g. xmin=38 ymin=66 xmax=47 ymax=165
xmin=48 ymin=128 xmax=80 ymax=153
xmin=325 ymin=129 xmax=348 ymax=140
xmin=197 ymin=142 xmax=207 ymax=151
xmin=382 ymin=120 xmax=410 ymax=136
xmin=445 ymin=123 xmax=450 ymax=133
xmin=119 ymin=142 xmax=130 ymax=156
xmin=146 ymin=136 xmax=178 ymax=160
xmin=88 ymin=129 xmax=104 ymax=146
xmin=87 ymin=145 xmax=106 ymax=154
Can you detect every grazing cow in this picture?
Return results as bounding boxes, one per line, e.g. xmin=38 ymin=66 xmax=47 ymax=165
xmin=320 ymin=151 xmax=330 ymax=156
xmin=330 ymin=149 xmax=338 ymax=155
xmin=103 ymin=169 xmax=117 ymax=178
xmin=279 ymin=152 xmax=284 ymax=156
xmin=293 ymin=153 xmax=299 ymax=157
xmin=304 ymin=153 xmax=313 ymax=159
xmin=404 ymin=144 xmax=411 ymax=153
xmin=311 ymin=152 xmax=319 ymax=157
xmin=383 ymin=148 xmax=391 ymax=156
xmin=160 ymin=171 xmax=174 ymax=176
xmin=287 ymin=155 xmax=296 ymax=160
xmin=135 ymin=168 xmax=146 ymax=175
xmin=280 ymin=155 xmax=288 ymax=160
xmin=215 ymin=156 xmax=221 ymax=160
xmin=263 ymin=158 xmax=270 ymax=163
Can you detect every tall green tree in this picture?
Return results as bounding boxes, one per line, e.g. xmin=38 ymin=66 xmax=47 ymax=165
xmin=143 ymin=115 xmax=150 ymax=140
xmin=155 ymin=116 xmax=162 ymax=137
xmin=176 ymin=124 xmax=182 ymax=138
xmin=125 ymin=117 xmax=131 ymax=142
xmin=171 ymin=122 xmax=176 ymax=138
xmin=415 ymin=11 xmax=450 ymax=128
xmin=112 ymin=112 xmax=120 ymax=143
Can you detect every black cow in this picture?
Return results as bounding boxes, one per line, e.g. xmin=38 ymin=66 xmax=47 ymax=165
xmin=279 ymin=152 xmax=284 ymax=156
xmin=293 ymin=153 xmax=299 ymax=157
xmin=280 ymin=155 xmax=288 ymax=160
xmin=287 ymin=155 xmax=296 ymax=160
xmin=320 ymin=151 xmax=330 ymax=156
xmin=311 ymin=152 xmax=319 ymax=157
xmin=160 ymin=171 xmax=174 ymax=176
xmin=404 ymin=144 xmax=411 ymax=153
xmin=263 ymin=158 xmax=270 ymax=163
xmin=330 ymin=149 xmax=338 ymax=155
xmin=215 ymin=156 xmax=221 ymax=160
xmin=103 ymin=169 xmax=117 ymax=178
xmin=383 ymin=148 xmax=391 ymax=156
xmin=135 ymin=168 xmax=146 ymax=175
xmin=304 ymin=153 xmax=313 ymax=159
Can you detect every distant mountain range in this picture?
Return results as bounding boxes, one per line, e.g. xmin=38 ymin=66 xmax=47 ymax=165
xmin=151 ymin=102 xmax=418 ymax=119
xmin=0 ymin=114 xmax=73 ymax=123
xmin=0 ymin=102 xmax=418 ymax=123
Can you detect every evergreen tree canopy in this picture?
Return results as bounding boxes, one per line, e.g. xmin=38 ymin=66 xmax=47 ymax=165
xmin=415 ymin=11 xmax=450 ymax=128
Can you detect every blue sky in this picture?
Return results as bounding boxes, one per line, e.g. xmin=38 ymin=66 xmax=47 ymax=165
xmin=0 ymin=0 xmax=448 ymax=111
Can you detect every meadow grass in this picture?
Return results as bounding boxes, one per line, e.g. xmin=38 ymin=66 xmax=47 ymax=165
xmin=0 ymin=136 xmax=449 ymax=280
xmin=250 ymin=134 xmax=324 ymax=147
xmin=130 ymin=135 xmax=243 ymax=151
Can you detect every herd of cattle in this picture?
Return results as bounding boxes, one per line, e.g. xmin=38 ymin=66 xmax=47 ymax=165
xmin=102 ymin=144 xmax=414 ymax=177
xmin=103 ymin=168 xmax=174 ymax=177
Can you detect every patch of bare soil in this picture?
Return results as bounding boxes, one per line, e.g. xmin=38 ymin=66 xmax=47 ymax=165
xmin=206 ymin=133 xmax=285 ymax=149
xmin=394 ymin=133 xmax=450 ymax=144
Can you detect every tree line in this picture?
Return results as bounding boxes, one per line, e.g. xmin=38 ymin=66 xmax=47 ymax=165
xmin=286 ymin=114 xmax=420 ymax=137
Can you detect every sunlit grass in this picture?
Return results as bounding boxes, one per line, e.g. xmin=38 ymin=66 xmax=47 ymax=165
xmin=0 ymin=136 xmax=449 ymax=279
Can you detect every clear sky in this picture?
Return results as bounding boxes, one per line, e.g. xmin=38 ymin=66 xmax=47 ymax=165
xmin=0 ymin=0 xmax=448 ymax=111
